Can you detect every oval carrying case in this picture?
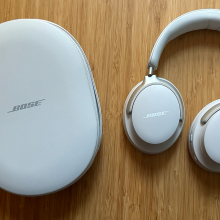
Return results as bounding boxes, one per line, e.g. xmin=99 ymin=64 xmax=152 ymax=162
xmin=0 ymin=19 xmax=102 ymax=196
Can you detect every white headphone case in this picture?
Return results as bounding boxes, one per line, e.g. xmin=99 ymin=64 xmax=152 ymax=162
xmin=0 ymin=19 xmax=102 ymax=196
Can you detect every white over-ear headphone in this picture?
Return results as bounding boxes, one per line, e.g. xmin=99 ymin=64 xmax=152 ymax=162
xmin=123 ymin=9 xmax=220 ymax=172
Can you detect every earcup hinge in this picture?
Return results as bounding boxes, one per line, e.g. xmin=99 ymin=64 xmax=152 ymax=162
xmin=148 ymin=66 xmax=154 ymax=77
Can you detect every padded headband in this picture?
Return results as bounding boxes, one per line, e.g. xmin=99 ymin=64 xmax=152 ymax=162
xmin=148 ymin=9 xmax=220 ymax=70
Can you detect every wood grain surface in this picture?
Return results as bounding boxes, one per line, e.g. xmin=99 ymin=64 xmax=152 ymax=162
xmin=1 ymin=0 xmax=220 ymax=219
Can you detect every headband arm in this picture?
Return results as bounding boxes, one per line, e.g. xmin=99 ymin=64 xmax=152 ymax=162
xmin=148 ymin=9 xmax=220 ymax=70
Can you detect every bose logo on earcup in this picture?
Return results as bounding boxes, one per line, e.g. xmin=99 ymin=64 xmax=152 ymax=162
xmin=143 ymin=111 xmax=169 ymax=118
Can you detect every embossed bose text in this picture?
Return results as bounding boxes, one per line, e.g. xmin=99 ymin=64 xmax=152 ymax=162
xmin=7 ymin=99 xmax=45 ymax=113
xmin=143 ymin=111 xmax=169 ymax=118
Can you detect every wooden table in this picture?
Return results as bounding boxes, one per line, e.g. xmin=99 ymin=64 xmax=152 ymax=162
xmin=1 ymin=0 xmax=220 ymax=219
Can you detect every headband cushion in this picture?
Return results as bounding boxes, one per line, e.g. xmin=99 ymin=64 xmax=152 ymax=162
xmin=148 ymin=9 xmax=220 ymax=70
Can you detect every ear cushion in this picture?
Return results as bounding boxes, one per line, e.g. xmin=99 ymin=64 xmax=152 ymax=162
xmin=188 ymin=99 xmax=220 ymax=172
xmin=123 ymin=75 xmax=185 ymax=154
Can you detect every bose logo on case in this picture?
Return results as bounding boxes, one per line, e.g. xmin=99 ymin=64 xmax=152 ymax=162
xmin=143 ymin=111 xmax=169 ymax=118
xmin=8 ymin=99 xmax=45 ymax=113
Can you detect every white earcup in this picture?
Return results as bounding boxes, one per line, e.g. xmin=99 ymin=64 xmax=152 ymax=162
xmin=123 ymin=75 xmax=185 ymax=154
xmin=189 ymin=100 xmax=220 ymax=172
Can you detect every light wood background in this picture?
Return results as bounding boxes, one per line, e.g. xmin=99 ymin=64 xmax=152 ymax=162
xmin=1 ymin=0 xmax=220 ymax=219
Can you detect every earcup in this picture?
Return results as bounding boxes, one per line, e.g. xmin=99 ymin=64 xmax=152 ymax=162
xmin=188 ymin=100 xmax=220 ymax=172
xmin=123 ymin=75 xmax=185 ymax=154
